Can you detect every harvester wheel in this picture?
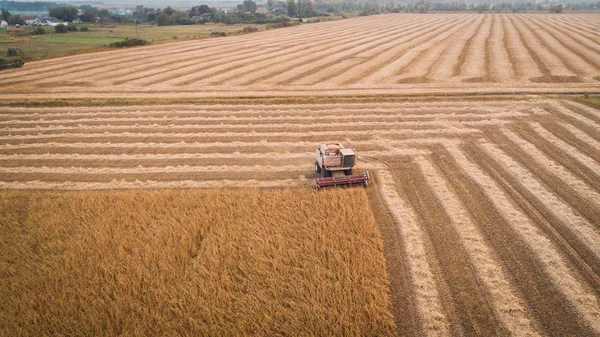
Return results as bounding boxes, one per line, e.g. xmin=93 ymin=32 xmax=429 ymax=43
xmin=315 ymin=162 xmax=321 ymax=173
xmin=321 ymin=169 xmax=331 ymax=178
xmin=344 ymin=169 xmax=353 ymax=176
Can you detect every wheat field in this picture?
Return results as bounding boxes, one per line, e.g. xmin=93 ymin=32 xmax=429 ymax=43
xmin=0 ymin=188 xmax=397 ymax=336
xmin=1 ymin=12 xmax=600 ymax=337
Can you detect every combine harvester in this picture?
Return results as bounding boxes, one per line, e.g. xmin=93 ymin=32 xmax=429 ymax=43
xmin=314 ymin=143 xmax=369 ymax=189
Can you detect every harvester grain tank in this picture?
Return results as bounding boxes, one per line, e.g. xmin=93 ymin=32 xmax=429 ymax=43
xmin=314 ymin=143 xmax=369 ymax=189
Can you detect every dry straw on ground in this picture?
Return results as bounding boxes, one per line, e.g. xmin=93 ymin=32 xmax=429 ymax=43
xmin=0 ymin=188 xmax=396 ymax=336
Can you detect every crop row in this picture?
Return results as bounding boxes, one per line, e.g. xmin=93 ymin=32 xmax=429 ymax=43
xmin=0 ymin=14 xmax=598 ymax=96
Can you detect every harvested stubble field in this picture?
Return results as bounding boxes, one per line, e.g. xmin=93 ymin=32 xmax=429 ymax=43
xmin=0 ymin=13 xmax=599 ymax=98
xmin=1 ymin=12 xmax=600 ymax=337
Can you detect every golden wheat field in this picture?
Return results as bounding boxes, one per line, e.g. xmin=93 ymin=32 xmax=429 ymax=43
xmin=1 ymin=12 xmax=600 ymax=337
xmin=0 ymin=189 xmax=396 ymax=336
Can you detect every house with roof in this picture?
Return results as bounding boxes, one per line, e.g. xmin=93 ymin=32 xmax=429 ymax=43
xmin=117 ymin=8 xmax=133 ymax=16
xmin=25 ymin=18 xmax=43 ymax=26
xmin=44 ymin=18 xmax=67 ymax=26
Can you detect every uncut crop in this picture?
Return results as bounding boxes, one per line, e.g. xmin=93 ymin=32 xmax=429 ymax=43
xmin=0 ymin=188 xmax=396 ymax=336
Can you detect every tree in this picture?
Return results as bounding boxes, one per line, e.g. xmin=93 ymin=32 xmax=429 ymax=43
xmin=304 ymin=0 xmax=315 ymax=16
xmin=55 ymin=23 xmax=68 ymax=33
xmin=32 ymin=27 xmax=46 ymax=34
xmin=156 ymin=12 xmax=170 ymax=25
xmin=242 ymin=0 xmax=257 ymax=12
xmin=8 ymin=15 xmax=25 ymax=26
xmin=163 ymin=6 xmax=175 ymax=15
xmin=287 ymin=0 xmax=297 ymax=16
xmin=199 ymin=4 xmax=213 ymax=14
xmin=81 ymin=9 xmax=96 ymax=23
xmin=1 ymin=8 xmax=11 ymax=21
xmin=267 ymin=0 xmax=274 ymax=10
xmin=550 ymin=4 xmax=563 ymax=13
xmin=189 ymin=4 xmax=213 ymax=17
xmin=49 ymin=6 xmax=78 ymax=22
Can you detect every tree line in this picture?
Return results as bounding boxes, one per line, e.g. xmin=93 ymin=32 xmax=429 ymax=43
xmin=1 ymin=0 xmax=599 ymax=28
xmin=0 ymin=0 xmax=59 ymax=12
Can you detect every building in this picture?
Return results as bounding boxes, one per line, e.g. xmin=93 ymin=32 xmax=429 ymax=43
xmin=25 ymin=18 xmax=43 ymax=26
xmin=0 ymin=20 xmax=7 ymax=28
xmin=44 ymin=18 xmax=67 ymax=26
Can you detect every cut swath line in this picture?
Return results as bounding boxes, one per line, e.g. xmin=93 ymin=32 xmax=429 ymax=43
xmin=209 ymin=18 xmax=415 ymax=87
xmin=465 ymin=139 xmax=600 ymax=298
xmin=510 ymin=124 xmax=600 ymax=193
xmin=503 ymin=128 xmax=600 ymax=207
xmin=0 ymin=100 xmax=539 ymax=115
xmin=393 ymin=16 xmax=478 ymax=82
xmin=0 ymin=164 xmax=314 ymax=175
xmin=559 ymin=122 xmax=600 ymax=150
xmin=416 ymin=156 xmax=541 ymax=337
xmin=516 ymin=16 xmax=596 ymax=76
xmin=0 ymin=111 xmax=529 ymax=126
xmin=0 ymin=179 xmax=306 ymax=190
xmin=235 ymin=16 xmax=429 ymax=87
xmin=530 ymin=122 xmax=600 ymax=177
xmin=292 ymin=15 xmax=457 ymax=86
xmin=0 ymin=118 xmax=521 ymax=134
xmin=544 ymin=103 xmax=600 ymax=142
xmin=0 ymin=127 xmax=485 ymax=141
xmin=483 ymin=127 xmax=600 ymax=227
xmin=0 ymin=105 xmax=526 ymax=120
xmin=439 ymin=143 xmax=600 ymax=335
xmin=0 ymin=149 xmax=430 ymax=161
xmin=475 ymin=140 xmax=600 ymax=270
xmin=562 ymin=101 xmax=600 ymax=124
xmin=528 ymin=17 xmax=600 ymax=73
xmin=392 ymin=158 xmax=506 ymax=336
xmin=375 ymin=167 xmax=452 ymax=337
xmin=452 ymin=15 xmax=486 ymax=77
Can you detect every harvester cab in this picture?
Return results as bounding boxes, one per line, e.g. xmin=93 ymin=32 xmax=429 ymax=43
xmin=314 ymin=143 xmax=369 ymax=189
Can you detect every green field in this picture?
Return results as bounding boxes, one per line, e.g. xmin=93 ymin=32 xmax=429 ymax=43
xmin=0 ymin=23 xmax=265 ymax=60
